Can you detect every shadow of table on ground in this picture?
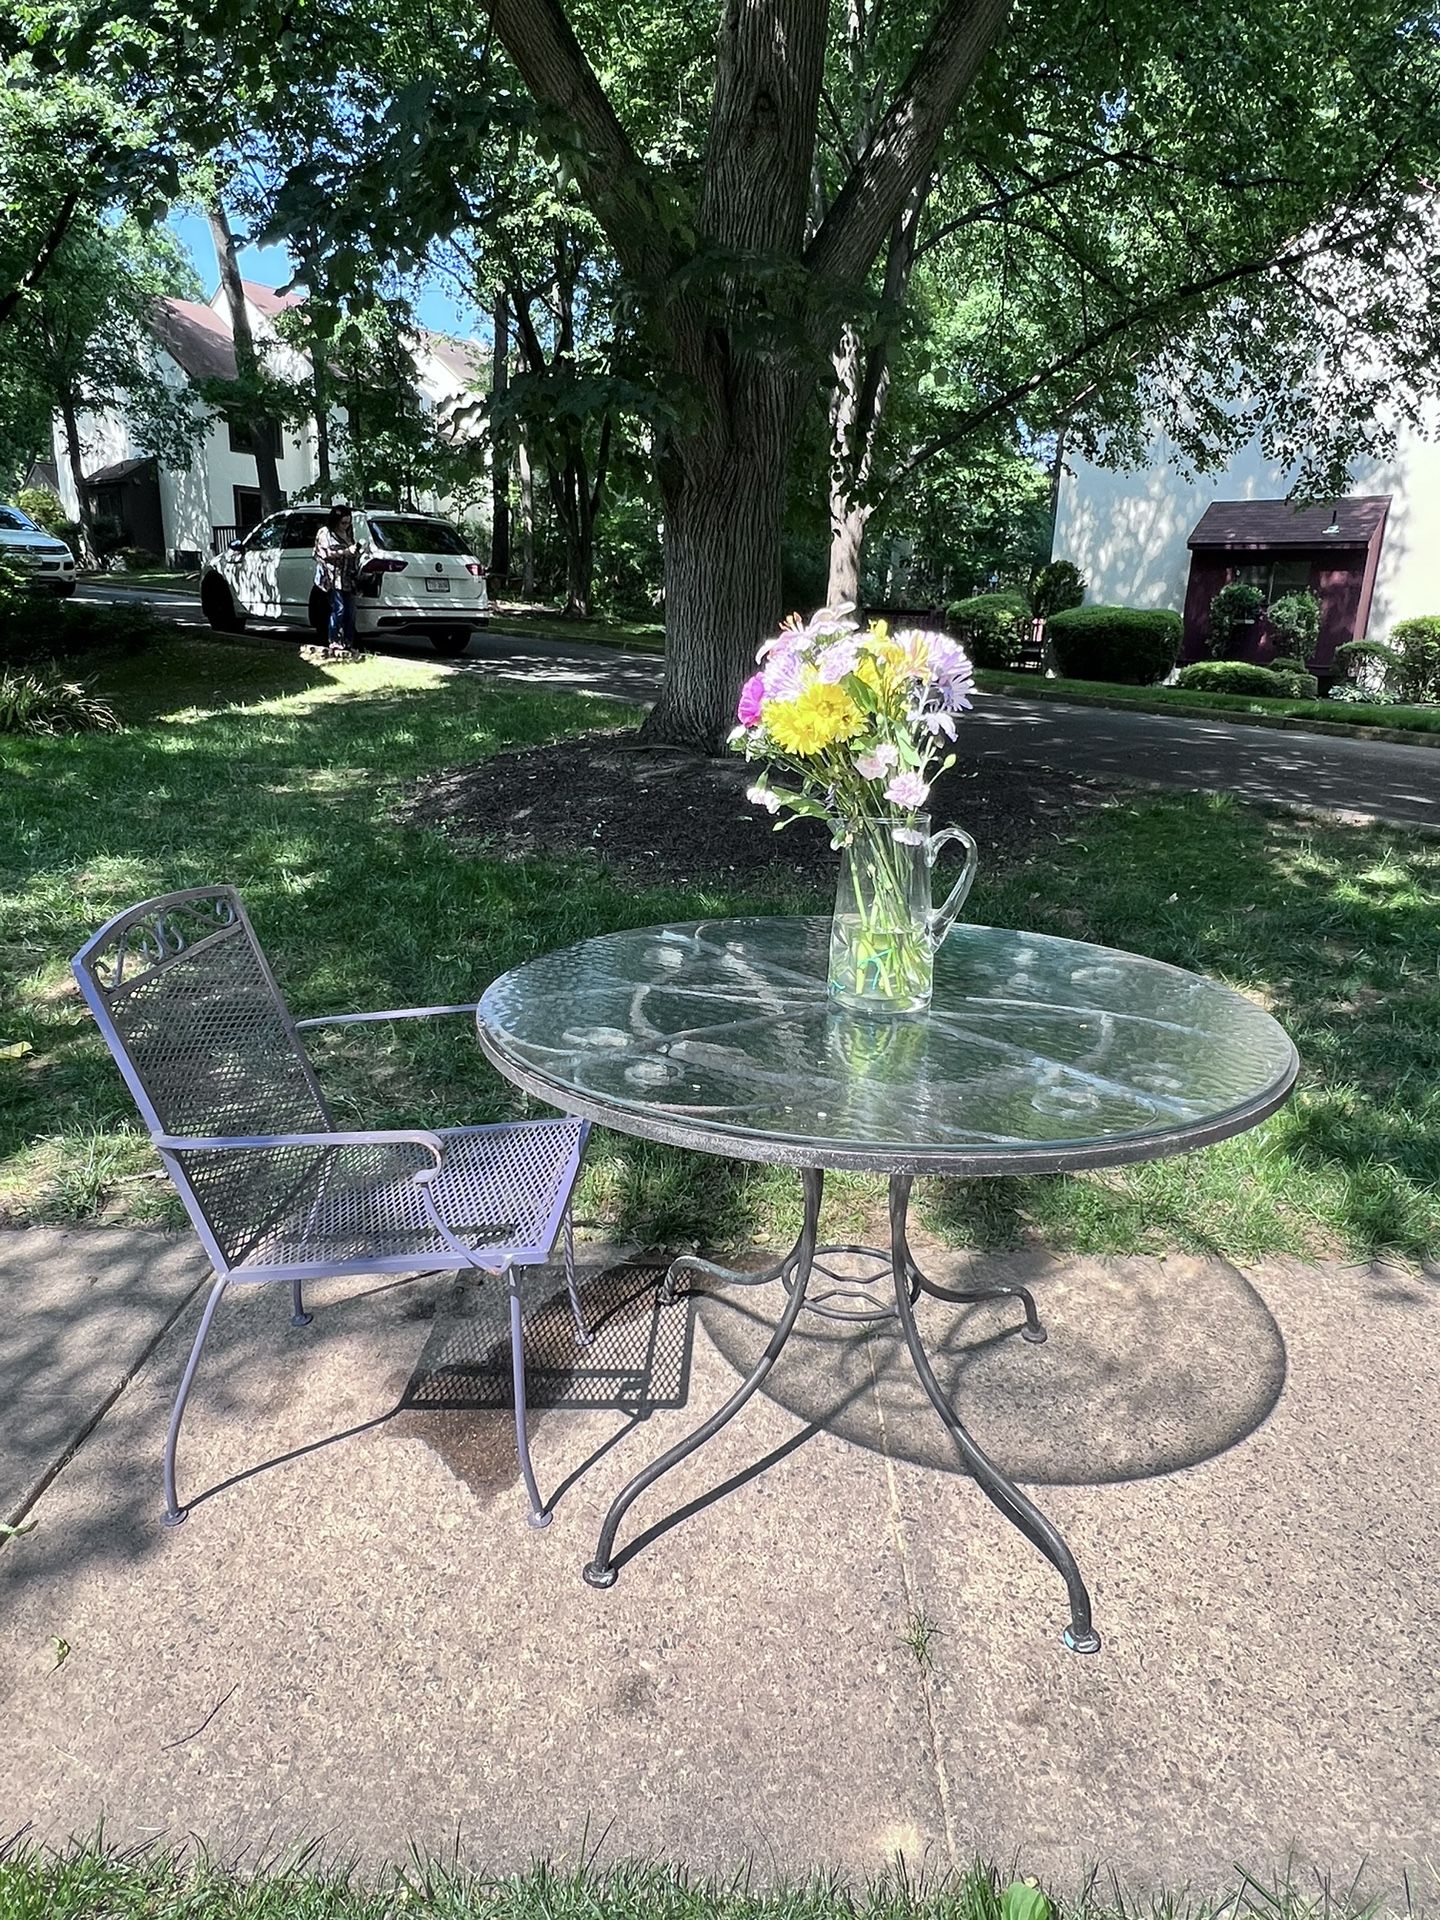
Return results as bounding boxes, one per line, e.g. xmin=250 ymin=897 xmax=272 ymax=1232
xmin=698 ymin=1251 xmax=1287 ymax=1486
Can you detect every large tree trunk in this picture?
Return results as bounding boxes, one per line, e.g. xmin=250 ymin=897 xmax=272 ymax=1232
xmin=208 ymin=201 xmax=284 ymax=516
xmin=640 ymin=365 xmax=799 ymax=752
xmin=58 ymin=392 xmax=97 ymax=562
xmin=490 ymin=0 xmax=1011 ymax=749
xmin=490 ymin=290 xmax=511 ymax=578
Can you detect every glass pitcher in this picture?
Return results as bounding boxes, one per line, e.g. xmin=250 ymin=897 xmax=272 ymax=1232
xmin=827 ymin=813 xmax=979 ymax=1016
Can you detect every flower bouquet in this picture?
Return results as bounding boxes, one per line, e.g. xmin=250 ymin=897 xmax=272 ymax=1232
xmin=731 ymin=606 xmax=980 ymax=1015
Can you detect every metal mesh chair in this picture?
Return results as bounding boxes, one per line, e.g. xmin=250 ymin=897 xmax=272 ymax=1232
xmin=72 ymin=885 xmax=590 ymax=1530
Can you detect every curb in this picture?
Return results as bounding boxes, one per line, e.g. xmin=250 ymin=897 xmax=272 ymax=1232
xmin=984 ymin=681 xmax=1440 ymax=749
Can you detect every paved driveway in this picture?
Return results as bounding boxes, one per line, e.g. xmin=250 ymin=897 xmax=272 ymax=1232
xmin=80 ymin=586 xmax=1439 ymax=827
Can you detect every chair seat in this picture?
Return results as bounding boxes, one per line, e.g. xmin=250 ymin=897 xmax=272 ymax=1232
xmin=241 ymin=1118 xmax=587 ymax=1273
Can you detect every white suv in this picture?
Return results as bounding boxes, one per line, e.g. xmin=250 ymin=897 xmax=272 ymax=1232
xmin=0 ymin=503 xmax=77 ymax=594
xmin=200 ymin=507 xmax=489 ymax=656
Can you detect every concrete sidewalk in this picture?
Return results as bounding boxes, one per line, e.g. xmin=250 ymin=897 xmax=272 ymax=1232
xmin=0 ymin=1225 xmax=1435 ymax=1890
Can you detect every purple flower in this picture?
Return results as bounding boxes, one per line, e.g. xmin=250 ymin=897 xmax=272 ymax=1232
xmin=884 ymin=770 xmax=930 ymax=809
xmin=762 ymin=650 xmax=805 ymax=701
xmin=816 ymin=637 xmax=860 ymax=683
xmin=737 ymin=672 xmax=766 ymax=727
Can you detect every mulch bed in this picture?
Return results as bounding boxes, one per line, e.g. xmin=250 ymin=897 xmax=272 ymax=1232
xmin=401 ymin=731 xmax=1119 ymax=889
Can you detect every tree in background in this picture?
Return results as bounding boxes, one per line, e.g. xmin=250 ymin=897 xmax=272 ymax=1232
xmin=4 ymin=217 xmax=202 ymax=552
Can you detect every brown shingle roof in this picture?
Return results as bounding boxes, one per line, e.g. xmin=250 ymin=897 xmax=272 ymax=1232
xmin=150 ymin=298 xmax=237 ymax=382
xmin=1187 ymin=497 xmax=1390 ymax=551
xmin=243 ymin=280 xmax=303 ymax=316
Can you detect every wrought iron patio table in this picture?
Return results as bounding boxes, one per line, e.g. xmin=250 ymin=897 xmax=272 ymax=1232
xmin=476 ymin=915 xmax=1299 ymax=1652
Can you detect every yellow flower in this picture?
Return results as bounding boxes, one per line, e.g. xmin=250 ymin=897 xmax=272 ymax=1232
xmin=765 ymin=681 xmax=864 ymax=756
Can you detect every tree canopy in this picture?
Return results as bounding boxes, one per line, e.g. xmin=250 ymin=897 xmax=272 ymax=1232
xmin=9 ymin=0 xmax=1440 ymax=743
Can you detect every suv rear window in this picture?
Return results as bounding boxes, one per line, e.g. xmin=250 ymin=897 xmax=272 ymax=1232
xmin=367 ymin=518 xmax=469 ymax=555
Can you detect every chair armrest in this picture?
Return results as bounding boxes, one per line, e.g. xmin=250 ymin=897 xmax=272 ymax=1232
xmin=293 ymin=1005 xmax=479 ymax=1030
xmin=153 ymin=1127 xmax=446 ymax=1178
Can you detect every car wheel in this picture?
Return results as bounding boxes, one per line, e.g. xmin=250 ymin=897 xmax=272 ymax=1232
xmin=430 ymin=629 xmax=471 ymax=657
xmin=201 ymin=575 xmax=246 ymax=632
xmin=54 ymin=583 xmax=76 ymax=599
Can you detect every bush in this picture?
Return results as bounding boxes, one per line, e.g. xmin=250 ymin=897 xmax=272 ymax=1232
xmin=1028 ymin=559 xmax=1086 ymax=620
xmin=1207 ymin=579 xmax=1264 ymax=656
xmin=1176 ymin=661 xmax=1293 ymax=697
xmin=89 ymin=515 xmax=126 ymax=561
xmin=1384 ymin=617 xmax=1440 ymax=703
xmin=0 ymin=667 xmax=119 ymax=736
xmin=114 ymin=546 xmax=165 ymax=572
xmin=14 ymin=485 xmax=67 ymax=537
xmin=1046 ymin=605 xmax=1181 ymax=684
xmin=1267 ymin=590 xmax=1319 ymax=660
xmin=946 ymin=590 xmax=1032 ymax=669
xmin=1267 ymin=655 xmax=1319 ymax=699
xmin=0 ymin=595 xmax=163 ymax=667
xmin=1328 ymin=680 xmax=1403 ymax=706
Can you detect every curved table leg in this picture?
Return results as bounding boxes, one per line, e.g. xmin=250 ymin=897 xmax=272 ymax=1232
xmin=899 ymin=1228 xmax=1046 ymax=1344
xmin=889 ymin=1176 xmax=1101 ymax=1654
xmin=583 ymin=1166 xmax=823 ymax=1589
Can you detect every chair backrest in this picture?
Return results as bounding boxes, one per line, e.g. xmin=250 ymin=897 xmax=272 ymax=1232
xmin=72 ymin=886 xmax=333 ymax=1272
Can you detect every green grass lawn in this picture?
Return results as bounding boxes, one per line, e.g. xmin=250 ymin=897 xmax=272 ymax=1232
xmin=974 ymin=669 xmax=1440 ymax=737
xmin=0 ymin=1842 xmax=1401 ymax=1920
xmin=486 ymin=608 xmax=667 ymax=653
xmin=2 ymin=637 xmax=1436 ymax=1261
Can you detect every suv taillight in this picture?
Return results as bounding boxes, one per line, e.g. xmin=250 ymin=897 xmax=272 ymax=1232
xmin=465 ymin=561 xmax=485 ymax=577
xmin=358 ymin=556 xmax=407 ymax=597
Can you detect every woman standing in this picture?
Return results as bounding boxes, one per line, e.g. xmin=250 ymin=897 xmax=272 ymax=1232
xmin=313 ymin=504 xmax=361 ymax=657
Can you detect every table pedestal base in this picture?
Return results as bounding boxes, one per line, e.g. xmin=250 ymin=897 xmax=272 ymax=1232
xmin=581 ymin=1168 xmax=1101 ymax=1654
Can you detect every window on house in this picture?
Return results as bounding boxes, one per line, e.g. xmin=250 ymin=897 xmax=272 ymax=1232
xmin=1235 ymin=557 xmax=1314 ymax=603
xmin=227 ymin=417 xmax=284 ymax=461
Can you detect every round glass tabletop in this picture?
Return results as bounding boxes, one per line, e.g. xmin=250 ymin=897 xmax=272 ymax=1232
xmin=476 ymin=917 xmax=1299 ymax=1176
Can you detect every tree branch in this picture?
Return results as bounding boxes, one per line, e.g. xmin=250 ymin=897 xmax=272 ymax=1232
xmin=487 ymin=0 xmax=675 ymax=284
xmin=806 ymin=0 xmax=1014 ymax=287
xmin=893 ymin=219 xmax=1398 ymax=482
xmin=0 ymin=182 xmax=85 ymax=328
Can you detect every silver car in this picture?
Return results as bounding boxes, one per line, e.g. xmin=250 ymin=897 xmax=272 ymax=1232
xmin=200 ymin=506 xmax=489 ymax=656
xmin=0 ymin=503 xmax=77 ymax=595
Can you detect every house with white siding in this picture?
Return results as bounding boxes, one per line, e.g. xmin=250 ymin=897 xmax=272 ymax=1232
xmin=1051 ymin=403 xmax=1440 ymax=674
xmin=53 ymin=283 xmax=488 ymax=566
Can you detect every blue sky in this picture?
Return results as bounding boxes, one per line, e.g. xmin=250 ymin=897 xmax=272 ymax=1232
xmin=167 ymin=211 xmax=484 ymax=342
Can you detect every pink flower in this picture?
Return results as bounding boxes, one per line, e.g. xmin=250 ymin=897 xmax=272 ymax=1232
xmin=884 ymin=769 xmax=929 ymax=809
xmin=855 ymin=742 xmax=899 ymax=780
xmin=737 ymin=672 xmax=766 ymax=727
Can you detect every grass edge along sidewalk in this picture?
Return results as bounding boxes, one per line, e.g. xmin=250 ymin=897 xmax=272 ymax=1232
xmin=0 ymin=1842 xmax=1417 ymax=1920
xmin=973 ymin=670 xmax=1440 ymax=745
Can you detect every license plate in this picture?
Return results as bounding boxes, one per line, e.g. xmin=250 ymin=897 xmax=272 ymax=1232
xmin=425 ymin=578 xmax=451 ymax=593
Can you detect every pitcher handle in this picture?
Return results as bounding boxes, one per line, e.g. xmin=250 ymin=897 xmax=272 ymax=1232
xmin=925 ymin=826 xmax=979 ymax=949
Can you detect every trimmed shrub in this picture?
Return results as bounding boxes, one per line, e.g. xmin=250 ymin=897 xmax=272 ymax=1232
xmin=1046 ymin=605 xmax=1181 ymax=684
xmin=0 ymin=668 xmax=119 ymax=736
xmin=1267 ymin=591 xmax=1319 ymax=660
xmin=1328 ymin=681 xmax=1403 ymax=706
xmin=946 ymin=590 xmax=1032 ymax=670
xmin=1176 ymin=661 xmax=1293 ymax=697
xmin=1384 ymin=617 xmax=1440 ymax=703
xmin=1267 ymin=655 xmax=1319 ymax=699
xmin=115 ymin=546 xmax=166 ymax=572
xmin=1207 ymin=579 xmax=1263 ymax=657
xmin=1028 ymin=560 xmax=1086 ymax=620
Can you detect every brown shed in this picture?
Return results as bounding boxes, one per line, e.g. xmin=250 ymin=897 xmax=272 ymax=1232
xmin=1182 ymin=497 xmax=1390 ymax=673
